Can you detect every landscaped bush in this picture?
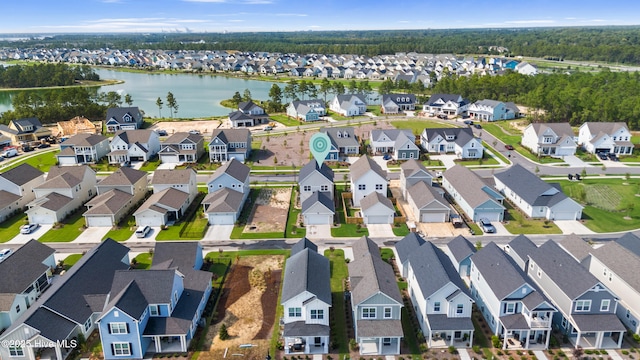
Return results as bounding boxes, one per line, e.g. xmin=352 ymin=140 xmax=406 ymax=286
xmin=448 ymin=345 xmax=458 ymax=354
xmin=473 ymin=345 xmax=481 ymax=354
xmin=492 ymin=335 xmax=502 ymax=348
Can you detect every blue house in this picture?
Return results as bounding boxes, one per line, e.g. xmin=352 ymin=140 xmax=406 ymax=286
xmin=98 ymin=242 xmax=211 ymax=359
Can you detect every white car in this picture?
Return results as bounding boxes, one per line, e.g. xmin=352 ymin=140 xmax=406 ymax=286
xmin=135 ymin=225 xmax=151 ymax=238
xmin=20 ymin=223 xmax=39 ymax=234
xmin=0 ymin=248 xmax=12 ymax=262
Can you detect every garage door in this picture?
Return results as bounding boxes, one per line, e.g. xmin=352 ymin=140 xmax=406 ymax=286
xmin=159 ymin=154 xmax=177 ymax=164
xmin=552 ymin=212 xmax=578 ymax=221
xmin=85 ymin=216 xmax=114 ymax=227
xmin=475 ymin=212 xmax=501 ymax=222
xmin=57 ymin=156 xmax=77 ymax=165
xmin=365 ymin=215 xmax=391 ymax=224
xmin=29 ymin=213 xmax=55 ymax=225
xmin=421 ymin=212 xmax=446 ymax=223
xmin=208 ymin=214 xmax=235 ymax=225
xmin=136 ymin=215 xmax=164 ymax=227
xmin=304 ymin=214 xmax=331 ymax=225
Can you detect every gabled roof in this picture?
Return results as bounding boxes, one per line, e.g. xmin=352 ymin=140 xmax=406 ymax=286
xmin=371 ymin=129 xmax=414 ymax=142
xmin=350 ymin=155 xmax=386 ymax=182
xmin=162 ymin=132 xmax=203 ymax=145
xmin=97 ymin=167 xmax=147 ymax=187
xmin=616 ymin=232 xmax=640 ymax=256
xmin=281 ymin=247 xmax=331 ymax=305
xmin=529 ymin=123 xmax=575 ymax=139
xmin=238 ymin=100 xmax=263 ymax=113
xmin=494 ymin=164 xmax=576 ymax=208
xmin=84 ymin=189 xmax=133 ymax=215
xmin=320 ymin=127 xmax=359 ymax=149
xmin=443 ymin=165 xmax=504 ymax=209
xmin=301 ymin=191 xmax=335 ymax=214
xmin=0 ymin=240 xmax=54 ymax=294
xmin=138 ymin=187 xmax=189 ymax=212
xmin=202 ymin=187 xmax=244 ymax=214
xmin=592 ymin=237 xmax=640 ymax=292
xmin=109 ymin=269 xmax=178 ymax=309
xmin=210 ymin=128 xmax=250 ymax=144
xmin=581 ymin=122 xmax=629 ymax=136
xmin=422 ymin=127 xmax=477 ymax=147
xmin=208 ymin=158 xmax=250 ymax=183
xmin=0 ymin=163 xmax=44 ymax=186
xmin=506 ymin=234 xmax=537 ymax=265
xmin=11 ymin=118 xmax=43 ymax=133
xmin=151 ymin=241 xmax=200 ymax=273
xmin=400 ymin=159 xmax=432 ymax=180
xmin=152 ymin=168 xmax=194 ymax=185
xmin=558 ymin=234 xmax=593 ymax=263
xmin=334 ymin=94 xmax=367 ymax=110
xmin=360 ymin=191 xmax=394 ymax=212
xmin=408 ymin=241 xmax=471 ymax=298
xmin=290 ymin=237 xmax=318 ymax=256
xmin=112 ymin=129 xmax=155 ymax=144
xmin=425 ymin=94 xmax=465 ymax=106
xmin=106 ymin=107 xmax=143 ymax=124
xmin=395 ymin=232 xmax=426 ymax=266
xmin=349 ymin=236 xmax=403 ymax=305
xmin=63 ymin=133 xmax=108 ymax=147
xmin=446 ymin=235 xmax=476 ymax=264
xmin=102 ymin=280 xmax=148 ymax=320
xmin=407 ymin=181 xmax=447 ymax=209
xmin=36 ymin=192 xmax=73 ymax=211
xmin=299 ymin=160 xmax=334 ymax=183
xmin=471 ymin=242 xmax=529 ymax=300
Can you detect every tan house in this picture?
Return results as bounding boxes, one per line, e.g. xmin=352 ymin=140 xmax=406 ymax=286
xmin=56 ymin=116 xmax=99 ymax=137
xmin=0 ymin=118 xmax=52 ymax=145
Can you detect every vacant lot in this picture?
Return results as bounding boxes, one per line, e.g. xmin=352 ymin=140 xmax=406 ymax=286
xmin=244 ymin=188 xmax=291 ymax=233
xmin=148 ymin=119 xmax=222 ymax=137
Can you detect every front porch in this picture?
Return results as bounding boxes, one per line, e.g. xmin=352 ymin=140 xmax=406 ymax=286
xmin=359 ymin=337 xmax=401 ymax=355
xmin=284 ymin=336 xmax=328 ymax=355
xmin=569 ymin=332 xmax=623 ymax=349
xmin=145 ymin=335 xmax=188 ymax=354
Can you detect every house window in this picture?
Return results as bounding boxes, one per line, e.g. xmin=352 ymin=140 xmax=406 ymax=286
xmin=321 ymin=185 xmax=329 ymax=192
xmin=358 ymin=184 xmax=366 ymax=191
xmin=110 ymin=323 xmax=128 ymax=334
xmin=434 ymin=302 xmax=441 ymax=312
xmin=375 ymin=184 xmax=383 ymax=190
xmin=575 ymin=300 xmax=591 ymax=312
xmin=383 ymin=338 xmax=392 ymax=346
xmin=457 ymin=304 xmax=464 ymax=314
xmin=561 ymin=317 xmax=568 ymax=329
xmin=505 ymin=303 xmax=515 ymax=314
xmin=289 ymin=307 xmax=302 ymax=317
xmin=113 ymin=342 xmax=131 ymax=356
xmin=601 ymin=299 xmax=610 ymax=312
xmin=84 ymin=318 xmax=92 ymax=332
xmin=310 ymin=309 xmax=324 ymax=320
xmin=362 ymin=307 xmax=376 ymax=319
xmin=303 ymin=185 xmax=311 ymax=192
xmin=150 ymin=305 xmax=159 ymax=316
xmin=174 ymin=291 xmax=179 ymax=304
xmin=384 ymin=307 xmax=392 ymax=319
xmin=15 ymin=304 xmax=20 ymax=313
xmin=537 ymin=268 xmax=542 ymax=278
xmin=8 ymin=346 xmax=24 ymax=357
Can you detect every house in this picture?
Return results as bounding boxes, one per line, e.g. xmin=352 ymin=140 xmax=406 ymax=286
xmin=134 ymin=169 xmax=198 ymax=227
xmin=470 ymin=242 xmax=557 ymax=350
xmin=420 ymin=127 xmax=483 ymax=159
xmin=158 ymin=132 xmax=204 ymax=164
xmin=586 ymin=233 xmax=640 ymax=335
xmin=208 ymin=128 xmax=252 ymax=163
xmin=319 ymin=127 xmax=359 ymax=160
xmin=444 ymin=235 xmax=476 ymax=277
xmin=515 ymin=62 xmax=538 ymax=76
xmin=98 ymin=242 xmax=212 ymax=359
xmin=281 ymin=238 xmax=332 ymax=354
xmin=56 ymin=133 xmax=110 ymax=165
xmin=83 ymin=167 xmax=149 ymax=227
xmin=0 ymin=163 xmax=45 ymax=222
xmin=526 ymin=240 xmax=625 ymax=349
xmin=329 ymin=94 xmax=367 ymax=117
xmin=301 ymin=191 xmax=335 ymax=226
xmin=0 ymin=117 xmax=52 ymax=145
xmin=577 ymin=122 xmax=634 ymax=156
xmin=398 ymin=238 xmax=474 ymax=348
xmin=349 ymin=236 xmax=404 ymax=355
xmin=423 ymin=94 xmax=469 ymax=116
xmin=107 ymin=130 xmax=161 ymax=164
xmin=0 ymin=240 xmax=55 ymax=332
xmin=286 ymin=100 xmax=326 ymax=121
xmin=494 ymin=164 xmax=583 ymax=221
xmin=399 ymin=159 xmax=433 ymax=199
xmin=105 ymin=107 xmax=144 ymax=132
xmin=442 ymin=165 xmax=505 ymax=222
xmin=370 ymin=129 xmax=420 ymax=159
xmin=26 ymin=165 xmax=97 ymax=224
xmin=380 ymin=94 xmax=416 ymax=114
xmin=393 ymin=233 xmax=425 ymax=278
xmin=0 ymin=239 xmax=130 ymax=360
xmin=202 ymin=159 xmax=250 ymax=225
xmin=350 ymin=155 xmax=387 ymax=207
xmin=228 ymin=101 xmax=270 ymax=128
xmin=521 ymin=123 xmax=577 ymax=157
xmin=360 ymin=192 xmax=395 ymax=225
xmin=503 ymin=234 xmax=538 ymax=271
xmin=299 ymin=160 xmax=334 ymax=204
xmin=56 ymin=116 xmax=98 ymax=136
xmin=467 ymin=100 xmax=519 ymax=121
xmin=406 ymin=181 xmax=450 ymax=223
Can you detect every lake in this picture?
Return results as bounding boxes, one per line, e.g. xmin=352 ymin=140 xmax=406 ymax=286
xmin=0 ymin=67 xmax=278 ymax=118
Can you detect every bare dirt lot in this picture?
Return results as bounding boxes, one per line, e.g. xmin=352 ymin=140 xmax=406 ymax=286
xmin=148 ymin=119 xmax=222 ymax=136
xmin=244 ymin=188 xmax=291 ymax=233
xmin=201 ymin=256 xmax=283 ymax=360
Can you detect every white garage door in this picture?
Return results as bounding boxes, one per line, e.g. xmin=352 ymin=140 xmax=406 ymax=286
xmin=552 ymin=212 xmax=578 ymax=221
xmin=159 ymin=154 xmax=178 ymax=164
xmin=30 ymin=213 xmax=55 ymax=225
xmin=475 ymin=212 xmax=501 ymax=222
xmin=304 ymin=214 xmax=331 ymax=225
xmin=208 ymin=214 xmax=235 ymax=225
xmin=365 ymin=215 xmax=391 ymax=224
xmin=421 ymin=212 xmax=446 ymax=223
xmin=57 ymin=156 xmax=77 ymax=165
xmin=85 ymin=216 xmax=114 ymax=227
xmin=136 ymin=215 xmax=164 ymax=227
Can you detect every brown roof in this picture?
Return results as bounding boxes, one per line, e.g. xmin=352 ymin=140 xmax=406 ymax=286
xmin=38 ymin=165 xmax=92 ymax=190
xmin=113 ymin=129 xmax=155 ymax=144
xmin=202 ymin=188 xmax=244 ymax=213
xmin=0 ymin=163 xmax=44 ymax=186
xmin=152 ymin=169 xmax=194 ymax=185
xmin=443 ymin=165 xmax=503 ymax=208
xmin=38 ymin=192 xmax=74 ymax=211
xmin=0 ymin=190 xmax=21 ymax=208
xmin=84 ymin=189 xmax=133 ymax=215
xmin=98 ymin=167 xmax=147 ymax=187
xmin=135 ymin=187 xmax=188 ymax=214
xmin=163 ymin=132 xmax=203 ymax=145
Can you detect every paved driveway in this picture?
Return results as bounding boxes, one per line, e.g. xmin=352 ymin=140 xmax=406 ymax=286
xmin=124 ymin=226 xmax=162 ymax=242
xmin=563 ymin=155 xmax=591 ymax=168
xmin=554 ymin=220 xmax=595 ymax=235
xmin=430 ymin=154 xmax=458 ymax=169
xmin=8 ymin=224 xmax=54 ymax=244
xmin=203 ymin=224 xmax=234 ymax=241
xmin=488 ymin=221 xmax=510 ymax=236
xmin=73 ymin=226 xmax=111 ymax=243
xmin=366 ymin=223 xmax=396 ymax=238
xmin=305 ymin=224 xmax=332 ymax=240
xmin=157 ymin=163 xmax=176 ymax=170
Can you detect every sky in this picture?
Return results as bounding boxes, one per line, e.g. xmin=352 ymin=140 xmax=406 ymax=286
xmin=1 ymin=0 xmax=640 ymax=34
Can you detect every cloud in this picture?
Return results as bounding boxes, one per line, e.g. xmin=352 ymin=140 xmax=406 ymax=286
xmin=183 ymin=0 xmax=227 ymax=2
xmin=229 ymin=19 xmax=244 ymax=22
xmin=398 ymin=20 xmax=410 ymax=23
xmin=565 ymin=17 xmax=577 ymax=20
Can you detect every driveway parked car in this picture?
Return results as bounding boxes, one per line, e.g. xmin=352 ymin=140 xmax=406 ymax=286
xmin=383 ymin=153 xmax=392 ymax=160
xmin=479 ymin=218 xmax=496 ymax=233
xmin=135 ymin=225 xmax=151 ymax=238
xmin=156 ymin=129 xmax=168 ymax=136
xmin=0 ymin=248 xmax=12 ymax=262
xmin=463 ymin=120 xmax=474 ymax=126
xmin=37 ymin=143 xmax=51 ymax=149
xmin=474 ymin=124 xmax=482 ymax=129
xmin=597 ymin=152 xmax=608 ymax=161
xmin=504 ymin=144 xmax=515 ymax=151
xmin=608 ymin=153 xmax=619 ymax=161
xmin=263 ymin=126 xmax=273 ymax=131
xmin=188 ymin=130 xmax=201 ymax=135
xmin=20 ymin=223 xmax=39 ymax=234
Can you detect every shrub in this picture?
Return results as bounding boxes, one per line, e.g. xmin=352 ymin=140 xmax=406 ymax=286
xmin=448 ymin=346 xmax=458 ymax=354
xmin=634 ymin=334 xmax=640 ymax=343
xmin=473 ymin=345 xmax=481 ymax=354
xmin=497 ymin=350 xmax=504 ymax=356
xmin=492 ymin=335 xmax=502 ymax=348
xmin=622 ymin=350 xmax=630 ymax=355
xmin=218 ymin=323 xmax=229 ymax=340
xmin=349 ymin=338 xmax=358 ymax=351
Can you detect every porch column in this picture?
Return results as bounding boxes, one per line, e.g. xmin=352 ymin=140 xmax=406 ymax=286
xmin=55 ymin=346 xmax=63 ymax=360
xmin=618 ymin=331 xmax=624 ymax=348
xmin=469 ymin=330 xmax=474 ymax=347
xmin=427 ymin=329 xmax=432 ymax=348
xmin=396 ymin=337 xmax=401 ymax=355
xmin=595 ymin=332 xmax=603 ymax=349
xmin=545 ymin=330 xmax=551 ymax=349
xmin=378 ymin=337 xmax=382 ymax=354
xmin=155 ymin=336 xmax=161 ymax=352
xmin=575 ymin=331 xmax=581 ymax=348
xmin=450 ymin=332 xmax=454 ymax=346
xmin=181 ymin=336 xmax=187 ymax=352
xmin=524 ymin=330 xmax=531 ymax=349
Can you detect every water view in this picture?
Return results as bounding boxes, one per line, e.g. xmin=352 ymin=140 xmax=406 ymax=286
xmin=0 ymin=66 xmax=277 ymax=118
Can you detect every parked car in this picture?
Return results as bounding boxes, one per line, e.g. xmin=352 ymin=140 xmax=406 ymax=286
xmin=2 ymin=148 xmax=18 ymax=158
xmin=37 ymin=143 xmax=51 ymax=149
xmin=263 ymin=126 xmax=273 ymax=131
xmin=22 ymin=145 xmax=34 ymax=152
xmin=120 ymin=160 xmax=131 ymax=167
xmin=135 ymin=225 xmax=151 ymax=238
xmin=463 ymin=120 xmax=474 ymax=126
xmin=156 ymin=129 xmax=168 ymax=136
xmin=608 ymin=153 xmax=619 ymax=161
xmin=597 ymin=152 xmax=608 ymax=161
xmin=382 ymin=153 xmax=392 ymax=160
xmin=474 ymin=124 xmax=482 ymax=129
xmin=428 ymin=112 xmax=436 ymax=117
xmin=0 ymin=248 xmax=12 ymax=262
xmin=504 ymin=144 xmax=515 ymax=151
xmin=20 ymin=223 xmax=39 ymax=234
xmin=437 ymin=114 xmax=448 ymax=120
xmin=188 ymin=129 xmax=201 ymax=135
xmin=479 ymin=218 xmax=496 ymax=233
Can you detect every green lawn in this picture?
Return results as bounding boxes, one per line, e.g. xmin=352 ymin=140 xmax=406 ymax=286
xmin=139 ymin=156 xmax=161 ymax=171
xmin=285 ymin=189 xmax=306 ymax=238
xmin=102 ymin=214 xmax=136 ymax=241
xmin=619 ymin=151 xmax=640 ymax=163
xmin=482 ymin=123 xmax=564 ymax=164
xmin=455 ymin=152 xmax=499 ymax=166
xmin=391 ymin=119 xmax=457 ymax=135
xmin=89 ymin=158 xmax=120 ymax=172
xmin=62 ymin=254 xmax=83 ymax=271
xmin=205 ymin=249 xmax=290 ymax=261
xmin=482 ymin=141 xmax=510 ymax=164
xmin=324 ymin=249 xmax=349 ymax=356
xmin=39 ymin=210 xmax=87 ymax=242
xmin=559 ymin=179 xmax=640 ymax=232
xmin=331 ymin=191 xmax=369 ymax=237
xmin=401 ymin=307 xmax=422 ymax=359
xmin=503 ymin=201 xmax=562 ymax=235
xmin=2 ymin=149 xmax=59 ymax=172
xmin=0 ymin=213 xmax=27 ymax=243
xmin=155 ymin=193 xmax=209 ymax=241
xmin=270 ymin=114 xmax=303 ymax=127
xmin=367 ymin=105 xmax=383 ymax=116
xmin=132 ymin=252 xmax=153 ymax=269
xmin=392 ymin=223 xmax=410 ymax=236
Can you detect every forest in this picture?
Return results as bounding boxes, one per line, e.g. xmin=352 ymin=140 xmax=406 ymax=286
xmin=7 ymin=27 xmax=640 ymax=64
xmin=0 ymin=64 xmax=99 ymax=88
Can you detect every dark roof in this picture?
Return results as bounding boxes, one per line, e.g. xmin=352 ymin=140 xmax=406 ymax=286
xmin=572 ymin=314 xmax=626 ymax=332
xmin=349 ymin=236 xmax=403 ymax=305
xmin=301 ymin=191 xmax=335 ymax=214
xmin=409 ymin=241 xmax=471 ymax=298
xmin=494 ymin=164 xmax=571 ymax=208
xmin=63 ymin=133 xmax=108 ymax=147
xmin=12 ymin=117 xmax=43 ymax=133
xmin=355 ymin=319 xmax=404 ymax=337
xmin=0 ymin=163 xmax=44 ymax=186
xmin=103 ymin=280 xmax=149 ymax=320
xmin=500 ymin=313 xmax=530 ymax=330
xmin=290 ymin=237 xmax=318 ymax=256
xmin=152 ymin=168 xmax=194 ymax=185
xmin=106 ymin=107 xmax=143 ymax=124
xmin=395 ymin=233 xmax=426 ymax=266
xmin=210 ymin=128 xmax=250 ymax=144
xmin=299 ymin=160 xmax=334 ymax=183
xmin=558 ymin=234 xmax=593 ymax=262
xmin=0 ymin=240 xmax=54 ymax=294
xmin=109 ymin=269 xmax=178 ymax=312
xmin=283 ymin=321 xmax=330 ymax=337
xmin=152 ymin=242 xmax=200 ymax=272
xmin=25 ymin=307 xmax=78 ymax=342
xmin=202 ymin=188 xmax=244 ymax=214
xmin=97 ymin=167 xmax=147 ymax=187
xmin=471 ymin=242 xmax=529 ymax=300
xmin=162 ymin=132 xmax=203 ymax=145
xmin=427 ymin=314 xmax=474 ymax=331
xmin=592 ymin=240 xmax=640 ymax=292
xmin=446 ymin=235 xmax=476 ymax=264
xmin=616 ymin=232 xmax=640 ymax=256
xmin=281 ymin=248 xmax=331 ymax=304
xmin=238 ymin=100 xmax=262 ymax=112
xmin=350 ymin=155 xmax=386 ymax=182
xmin=422 ymin=127 xmax=476 ymax=147
xmin=209 ymin=158 xmax=250 ymax=183
xmin=426 ymin=94 xmax=465 ymax=106
xmin=381 ymin=93 xmax=416 ymax=105
xmin=320 ymin=127 xmax=359 ymax=149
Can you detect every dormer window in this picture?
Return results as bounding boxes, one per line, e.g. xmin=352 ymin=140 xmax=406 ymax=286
xmin=337 ymin=132 xmax=342 ymax=138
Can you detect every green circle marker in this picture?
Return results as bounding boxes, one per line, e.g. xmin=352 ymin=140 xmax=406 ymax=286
xmin=310 ymin=132 xmax=331 ymax=166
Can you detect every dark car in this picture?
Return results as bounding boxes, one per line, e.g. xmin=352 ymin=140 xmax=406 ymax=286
xmin=504 ymin=144 xmax=515 ymax=151
xmin=382 ymin=153 xmax=392 ymax=160
xmin=463 ymin=120 xmax=474 ymax=126
xmin=156 ymin=129 xmax=168 ymax=136
xmin=437 ymin=114 xmax=448 ymax=120
xmin=608 ymin=153 xmax=619 ymax=161
xmin=474 ymin=124 xmax=482 ymax=129
xmin=22 ymin=145 xmax=34 ymax=152
xmin=37 ymin=143 xmax=51 ymax=149
xmin=597 ymin=152 xmax=608 ymax=161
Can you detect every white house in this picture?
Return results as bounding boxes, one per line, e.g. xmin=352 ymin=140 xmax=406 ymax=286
xmin=360 ymin=192 xmax=395 ymax=225
xmin=521 ymin=123 xmax=577 ymax=157
xmin=442 ymin=165 xmax=505 ymax=222
xmin=0 ymin=164 xmax=44 ymax=222
xmin=423 ymin=94 xmax=469 ymax=116
xmin=107 ymin=130 xmax=160 ymax=164
xmin=286 ymin=99 xmax=326 ymax=121
xmin=209 ymin=128 xmax=252 ymax=163
xmin=421 ymin=128 xmax=483 ymax=159
xmin=105 ymin=107 xmax=144 ymax=132
xmin=494 ymin=164 xmax=583 ymax=221
xmin=298 ymin=160 xmax=334 ymax=204
xmin=202 ymin=159 xmax=250 ymax=225
xmin=329 ymin=94 xmax=367 ymax=117
xmin=349 ymin=156 xmax=387 ymax=207
xmin=56 ymin=133 xmax=110 ymax=165
xmin=577 ymin=122 xmax=634 ymax=155
xmin=320 ymin=127 xmax=360 ymax=161
xmin=302 ymin=191 xmax=335 ymax=226
xmin=228 ymin=101 xmax=270 ymax=128
xmin=467 ymin=100 xmax=519 ymax=122
xmin=380 ymin=94 xmax=416 ymax=114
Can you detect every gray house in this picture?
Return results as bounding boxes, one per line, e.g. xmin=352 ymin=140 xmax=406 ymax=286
xmin=526 ymin=240 xmax=625 ymax=349
xmin=503 ymin=234 xmax=538 ymax=271
xmin=442 ymin=165 xmax=505 ymax=222
xmin=209 ymin=128 xmax=252 ymax=163
xmin=203 ymin=159 xmax=250 ymax=225
xmin=281 ymin=238 xmax=331 ymax=354
xmin=298 ymin=160 xmax=334 ymax=204
xmin=380 ymin=93 xmax=417 ymax=114
xmin=302 ymin=191 xmax=335 ymax=226
xmin=406 ymin=181 xmax=450 ymax=223
xmin=360 ymin=192 xmax=395 ymax=225
xmin=394 ymin=233 xmax=426 ymax=278
xmin=444 ymin=235 xmax=476 ymax=277
xmin=320 ymin=127 xmax=359 ymax=160
xmin=399 ymin=159 xmax=433 ymax=199
xmin=349 ymin=236 xmax=404 ymax=355
xmin=56 ymin=133 xmax=110 ymax=165
xmin=370 ymin=129 xmax=420 ymax=160
xmin=105 ymin=107 xmax=144 ymax=132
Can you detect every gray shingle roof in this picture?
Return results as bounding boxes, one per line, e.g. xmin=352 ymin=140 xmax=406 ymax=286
xmin=283 ymin=321 xmax=330 ymax=337
xmin=151 ymin=242 xmax=201 ymax=273
xmin=63 ymin=133 xmax=108 ymax=147
xmin=0 ymin=240 xmax=54 ymax=294
xmin=290 ymin=237 xmax=318 ymax=256
xmin=350 ymin=155 xmax=386 ymax=182
xmin=427 ymin=314 xmax=474 ymax=331
xmin=506 ymin=235 xmax=537 ymax=263
xmin=530 ymin=123 xmax=575 ymax=139
xmin=38 ymin=192 xmax=73 ymax=211
xmin=162 ymin=131 xmax=203 ymax=145
xmin=572 ymin=314 xmax=626 ymax=332
xmin=320 ymin=127 xmax=359 ymax=149
xmin=360 ymin=191 xmax=394 ymax=212
xmin=443 ymin=165 xmax=504 ymax=209
xmin=355 ymin=319 xmax=404 ymax=337
xmin=349 ymin=236 xmax=403 ymax=305
xmin=0 ymin=163 xmax=44 ymax=186
xmin=136 ymin=187 xmax=188 ymax=213
xmin=110 ymin=269 xmax=178 ymax=307
xmin=281 ymin=247 xmax=331 ymax=305
xmin=41 ymin=165 xmax=92 ymax=189
xmin=299 ymin=160 xmax=334 ymax=183
xmin=370 ymin=129 xmax=414 ymax=143
xmin=425 ymin=94 xmax=466 ymax=106
xmin=202 ymin=187 xmax=244 ymax=213
xmin=409 ymin=241 xmax=471 ymax=299
xmin=615 ymin=232 xmax=640 ymax=256
xmin=446 ymin=235 xmax=476 ymax=264
xmin=471 ymin=242 xmax=529 ymax=300
xmin=395 ymin=233 xmax=426 ymax=266
xmin=494 ymin=164 xmax=571 ymax=207
xmin=301 ymin=191 xmax=335 ymax=214
xmin=592 ymin=240 xmax=640 ymax=293
xmin=84 ymin=189 xmax=133 ymax=215
xmin=582 ymin=122 xmax=629 ymax=137
xmin=106 ymin=107 xmax=143 ymax=125
xmin=113 ymin=129 xmax=154 ymax=144
xmin=407 ymin=181 xmax=447 ymax=209
xmin=558 ymin=234 xmax=593 ymax=262
xmin=209 ymin=158 xmax=250 ymax=183
xmin=422 ymin=127 xmax=476 ymax=147
xmin=210 ymin=128 xmax=250 ymax=144
xmin=400 ymin=159 xmax=432 ymax=180
xmin=97 ymin=167 xmax=147 ymax=187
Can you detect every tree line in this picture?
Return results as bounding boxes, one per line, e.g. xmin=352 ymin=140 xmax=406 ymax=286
xmin=0 ymin=64 xmax=99 ymax=88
